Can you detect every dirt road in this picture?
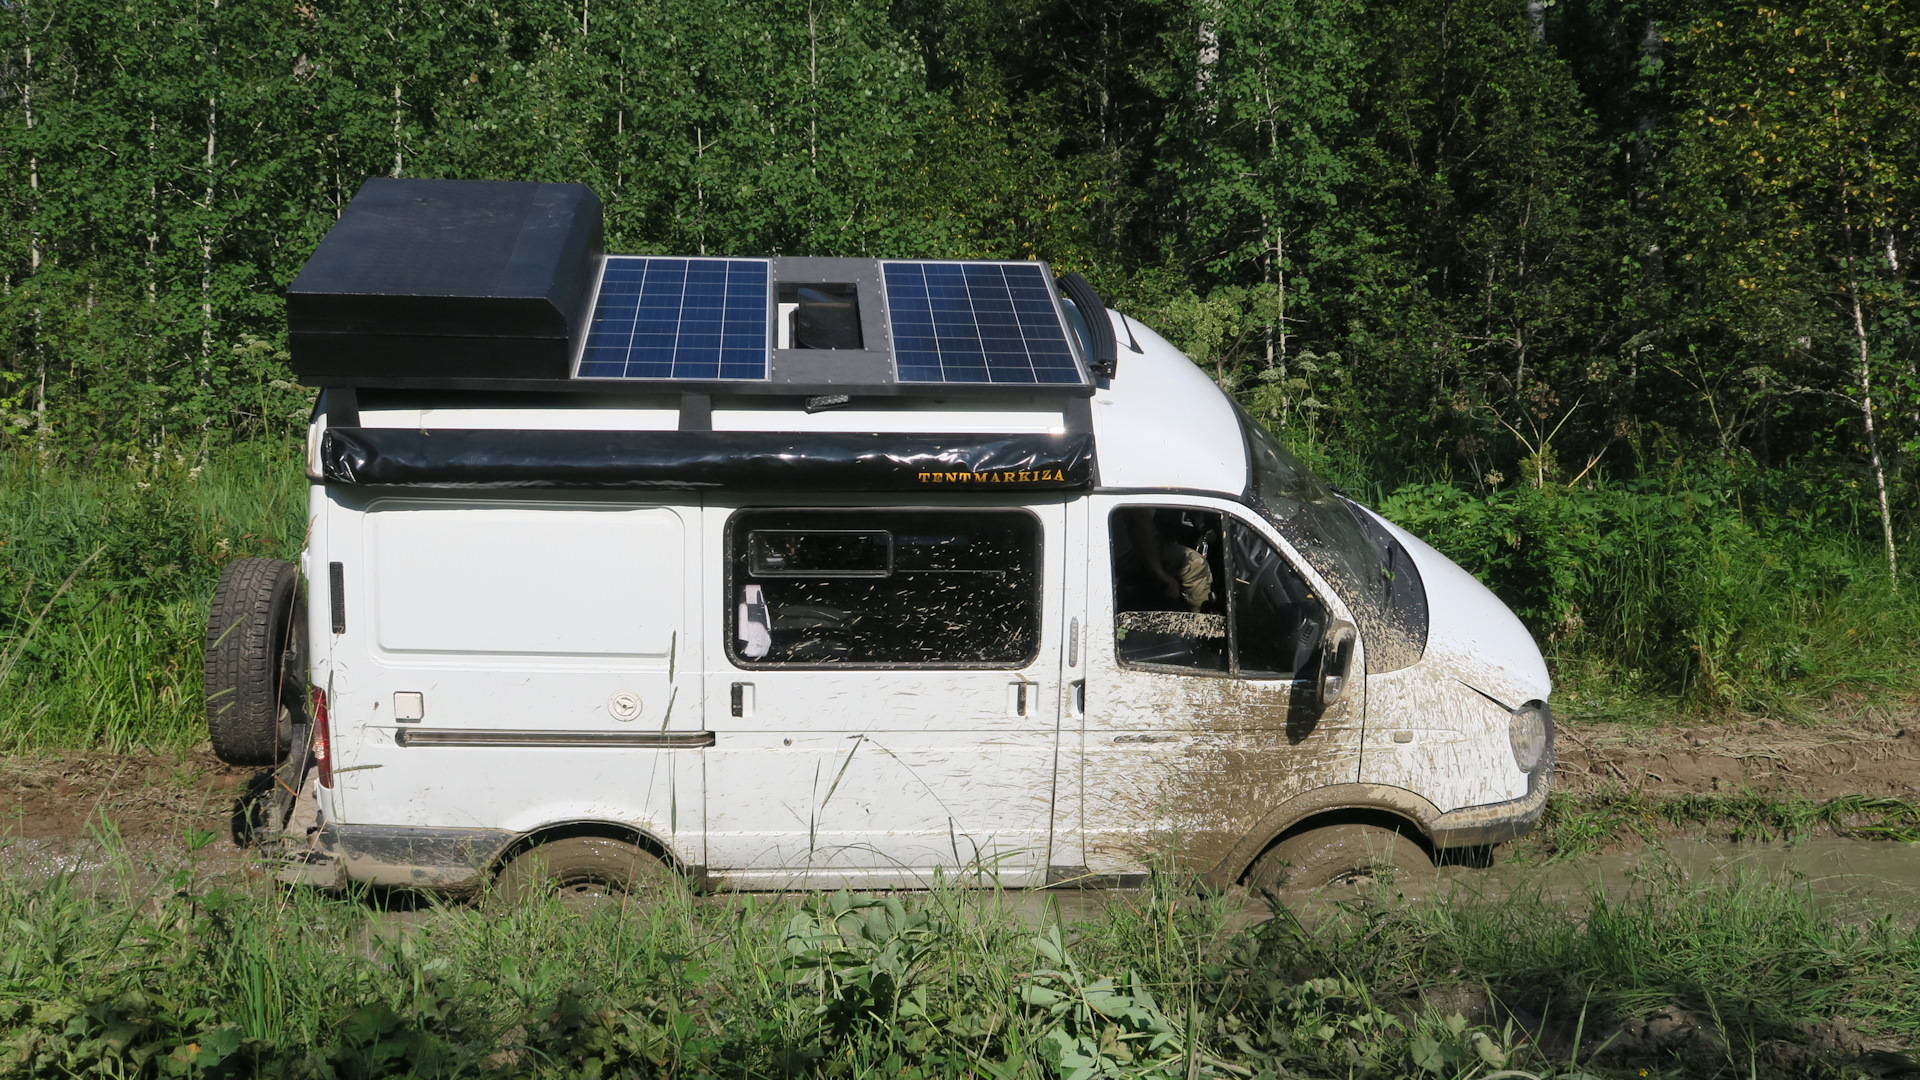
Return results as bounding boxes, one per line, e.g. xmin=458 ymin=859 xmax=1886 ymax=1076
xmin=4 ymin=711 xmax=1919 ymax=864
xmin=1553 ymin=712 xmax=1920 ymax=802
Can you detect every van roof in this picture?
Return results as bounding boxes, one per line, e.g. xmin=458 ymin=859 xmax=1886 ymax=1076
xmin=321 ymin=311 xmax=1249 ymax=499
xmin=290 ymin=179 xmax=1094 ymax=398
xmin=296 ymin=179 xmax=1248 ymax=499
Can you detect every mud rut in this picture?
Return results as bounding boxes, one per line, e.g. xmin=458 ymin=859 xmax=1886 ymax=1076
xmin=5 ymin=713 xmax=1920 ymax=901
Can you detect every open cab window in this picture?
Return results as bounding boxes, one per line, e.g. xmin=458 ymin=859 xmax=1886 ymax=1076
xmin=1110 ymin=507 xmax=1327 ymax=679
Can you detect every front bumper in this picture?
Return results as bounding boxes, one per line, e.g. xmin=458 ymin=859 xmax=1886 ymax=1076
xmin=1427 ymin=744 xmax=1554 ymax=848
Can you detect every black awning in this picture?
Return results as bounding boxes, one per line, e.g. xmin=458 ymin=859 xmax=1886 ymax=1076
xmin=322 ymin=427 xmax=1095 ymax=491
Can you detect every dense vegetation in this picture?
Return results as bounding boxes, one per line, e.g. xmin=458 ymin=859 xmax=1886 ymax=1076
xmin=2 ymin=0 xmax=1918 ymax=743
xmin=4 ymin=857 xmax=1917 ymax=1078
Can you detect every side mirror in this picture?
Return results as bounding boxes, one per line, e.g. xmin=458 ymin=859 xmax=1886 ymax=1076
xmin=1318 ymin=623 xmax=1357 ymax=705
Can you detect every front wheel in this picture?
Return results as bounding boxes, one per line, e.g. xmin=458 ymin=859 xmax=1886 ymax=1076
xmin=1246 ymin=822 xmax=1434 ymax=893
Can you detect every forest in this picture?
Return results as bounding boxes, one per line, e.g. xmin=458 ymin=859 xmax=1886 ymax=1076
xmin=1 ymin=0 xmax=1917 ymax=746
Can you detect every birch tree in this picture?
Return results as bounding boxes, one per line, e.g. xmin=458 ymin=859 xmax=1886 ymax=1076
xmin=1665 ymin=0 xmax=1919 ymax=580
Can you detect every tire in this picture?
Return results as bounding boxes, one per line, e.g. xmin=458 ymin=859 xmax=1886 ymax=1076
xmin=204 ymin=558 xmax=306 ymax=767
xmin=494 ymin=837 xmax=674 ymax=912
xmin=1246 ymin=822 xmax=1434 ymax=893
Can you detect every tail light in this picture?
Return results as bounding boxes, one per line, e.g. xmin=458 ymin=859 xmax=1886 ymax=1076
xmin=310 ymin=686 xmax=334 ymax=788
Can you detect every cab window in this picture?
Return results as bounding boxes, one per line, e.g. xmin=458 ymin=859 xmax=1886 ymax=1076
xmin=728 ymin=508 xmax=1041 ymax=668
xmin=1110 ymin=507 xmax=1327 ymax=678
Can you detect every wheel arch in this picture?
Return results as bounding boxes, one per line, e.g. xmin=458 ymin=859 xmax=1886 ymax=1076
xmin=1198 ymin=783 xmax=1443 ymax=889
xmin=488 ymin=819 xmax=687 ymax=879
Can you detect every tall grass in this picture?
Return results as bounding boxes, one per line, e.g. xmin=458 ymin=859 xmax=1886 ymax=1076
xmin=0 ymin=848 xmax=1912 ymax=1078
xmin=1378 ymin=468 xmax=1920 ymax=718
xmin=0 ymin=442 xmax=306 ymax=752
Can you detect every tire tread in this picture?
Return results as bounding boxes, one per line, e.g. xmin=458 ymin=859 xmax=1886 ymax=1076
xmin=203 ymin=558 xmax=300 ymax=767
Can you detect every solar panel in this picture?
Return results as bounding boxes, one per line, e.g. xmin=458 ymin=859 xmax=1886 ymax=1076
xmin=576 ymin=257 xmax=770 ymax=380
xmin=883 ymin=262 xmax=1083 ymax=386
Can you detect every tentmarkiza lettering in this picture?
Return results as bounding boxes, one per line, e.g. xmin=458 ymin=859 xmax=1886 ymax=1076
xmin=915 ymin=469 xmax=1069 ymax=484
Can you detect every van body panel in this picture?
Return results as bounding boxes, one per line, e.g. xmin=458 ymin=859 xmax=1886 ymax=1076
xmin=1353 ymin=512 xmax=1545 ymax=814
xmin=699 ymin=496 xmax=1067 ymax=887
xmin=288 ymin=309 xmax=1554 ymax=892
xmin=359 ymin=399 xmax=681 ymax=432
xmin=1358 ymin=667 xmax=1528 ymax=812
xmin=316 ymin=489 xmax=706 ymax=867
xmin=1368 ymin=512 xmax=1551 ymax=709
xmin=1089 ymin=316 xmax=1247 ymax=496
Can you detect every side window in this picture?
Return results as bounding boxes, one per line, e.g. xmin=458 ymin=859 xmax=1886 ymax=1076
xmin=1109 ymin=507 xmax=1328 ymax=678
xmin=728 ymin=508 xmax=1041 ymax=668
xmin=1229 ymin=520 xmax=1327 ymax=677
xmin=1110 ymin=507 xmax=1229 ymax=672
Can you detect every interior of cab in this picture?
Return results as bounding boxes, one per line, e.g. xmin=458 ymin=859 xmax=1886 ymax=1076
xmin=1110 ymin=505 xmax=1328 ymax=678
xmin=1111 ymin=507 xmax=1229 ymax=670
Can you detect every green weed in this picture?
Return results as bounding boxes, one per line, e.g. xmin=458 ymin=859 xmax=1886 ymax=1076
xmin=1 ymin=846 xmax=1912 ymax=1078
xmin=0 ymin=441 xmax=306 ymax=752
xmin=7 ymin=441 xmax=1920 ymax=753
xmin=1534 ymin=789 xmax=1920 ymax=856
xmin=1379 ymin=468 xmax=1920 ymax=718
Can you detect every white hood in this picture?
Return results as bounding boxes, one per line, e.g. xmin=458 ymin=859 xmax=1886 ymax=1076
xmin=1367 ymin=511 xmax=1552 ymax=709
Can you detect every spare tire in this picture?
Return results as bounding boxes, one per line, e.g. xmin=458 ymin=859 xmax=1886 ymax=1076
xmin=204 ymin=558 xmax=307 ymax=767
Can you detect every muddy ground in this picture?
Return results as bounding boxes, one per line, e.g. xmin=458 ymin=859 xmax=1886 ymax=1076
xmin=5 ymin=709 xmax=1920 ymax=852
xmin=1553 ymin=709 xmax=1920 ymax=802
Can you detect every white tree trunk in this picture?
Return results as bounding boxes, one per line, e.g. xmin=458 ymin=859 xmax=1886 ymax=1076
xmin=1852 ymin=287 xmax=1898 ymax=584
xmin=25 ymin=26 xmax=48 ymax=441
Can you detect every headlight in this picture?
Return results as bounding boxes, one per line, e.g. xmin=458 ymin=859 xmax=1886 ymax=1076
xmin=1509 ymin=701 xmax=1550 ymax=772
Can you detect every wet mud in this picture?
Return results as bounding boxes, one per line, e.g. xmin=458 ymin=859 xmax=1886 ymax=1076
xmin=5 ymin=710 xmax=1920 ymax=896
xmin=1553 ymin=712 xmax=1920 ymax=801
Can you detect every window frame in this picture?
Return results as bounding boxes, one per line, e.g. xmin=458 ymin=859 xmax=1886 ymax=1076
xmin=724 ymin=505 xmax=1046 ymax=671
xmin=1107 ymin=502 xmax=1328 ymax=681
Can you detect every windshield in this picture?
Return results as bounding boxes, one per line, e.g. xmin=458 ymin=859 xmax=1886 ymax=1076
xmin=1235 ymin=403 xmax=1428 ymax=672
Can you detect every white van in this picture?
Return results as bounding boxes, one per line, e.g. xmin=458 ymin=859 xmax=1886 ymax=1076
xmin=205 ymin=178 xmax=1552 ymax=899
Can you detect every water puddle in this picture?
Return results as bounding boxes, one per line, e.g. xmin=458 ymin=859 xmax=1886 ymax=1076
xmin=1426 ymin=835 xmax=1920 ymax=910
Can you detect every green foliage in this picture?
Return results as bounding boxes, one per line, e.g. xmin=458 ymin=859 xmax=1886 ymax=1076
xmin=781 ymin=890 xmax=946 ymax=1037
xmin=1536 ymin=788 xmax=1920 ymax=856
xmin=1022 ymin=925 xmax=1185 ymax=1080
xmin=1377 ymin=463 xmax=1920 ymax=713
xmin=5 ymin=852 xmax=1915 ymax=1079
xmin=0 ymin=441 xmax=306 ymax=751
xmin=1 ymin=0 xmax=1918 ymax=730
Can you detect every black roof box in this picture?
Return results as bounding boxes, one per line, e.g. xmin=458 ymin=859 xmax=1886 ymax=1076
xmin=288 ymin=178 xmax=602 ymax=385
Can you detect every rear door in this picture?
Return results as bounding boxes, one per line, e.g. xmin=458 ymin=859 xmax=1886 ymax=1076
xmin=701 ymin=498 xmax=1067 ymax=889
xmin=324 ymin=493 xmax=705 ymax=862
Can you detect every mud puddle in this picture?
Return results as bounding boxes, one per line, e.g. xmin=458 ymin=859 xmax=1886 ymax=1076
xmin=1406 ymin=834 xmax=1920 ymax=913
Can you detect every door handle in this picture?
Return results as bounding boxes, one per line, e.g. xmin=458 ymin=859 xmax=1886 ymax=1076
xmin=1010 ymin=681 xmax=1033 ymax=717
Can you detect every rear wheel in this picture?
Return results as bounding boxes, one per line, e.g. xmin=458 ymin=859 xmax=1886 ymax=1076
xmin=204 ymin=558 xmax=306 ymax=767
xmin=494 ymin=837 xmax=674 ymax=912
xmin=1246 ymin=822 xmax=1434 ymax=893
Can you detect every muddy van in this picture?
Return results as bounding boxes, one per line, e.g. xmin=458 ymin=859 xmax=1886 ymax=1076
xmin=206 ymin=177 xmax=1552 ymax=899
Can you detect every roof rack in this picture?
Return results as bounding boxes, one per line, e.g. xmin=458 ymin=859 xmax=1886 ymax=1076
xmin=289 ymin=179 xmax=1105 ymax=398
